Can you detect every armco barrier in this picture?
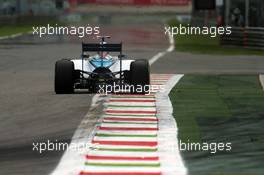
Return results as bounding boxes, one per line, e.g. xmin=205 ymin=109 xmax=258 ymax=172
xmin=220 ymin=27 xmax=264 ymax=50
xmin=78 ymin=0 xmax=190 ymax=5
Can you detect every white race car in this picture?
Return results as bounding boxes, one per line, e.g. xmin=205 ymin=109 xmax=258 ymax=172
xmin=55 ymin=36 xmax=150 ymax=94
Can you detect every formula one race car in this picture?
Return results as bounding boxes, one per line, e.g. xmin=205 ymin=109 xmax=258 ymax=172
xmin=54 ymin=36 xmax=150 ymax=94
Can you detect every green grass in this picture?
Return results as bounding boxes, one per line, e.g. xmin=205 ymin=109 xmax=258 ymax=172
xmin=0 ymin=19 xmax=64 ymax=38
xmin=169 ymin=75 xmax=264 ymax=174
xmin=0 ymin=25 xmax=32 ymax=37
xmin=168 ymin=19 xmax=264 ymax=56
xmin=170 ymin=75 xmax=264 ymax=142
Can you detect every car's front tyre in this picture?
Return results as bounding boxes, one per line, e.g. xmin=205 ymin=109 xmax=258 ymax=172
xmin=55 ymin=59 xmax=74 ymax=94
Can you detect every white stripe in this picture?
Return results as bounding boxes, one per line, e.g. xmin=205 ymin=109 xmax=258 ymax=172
xmin=96 ymin=130 xmax=158 ymax=135
xmin=87 ymin=150 xmax=158 ymax=157
xmin=156 ymin=75 xmax=187 ymax=175
xmin=90 ymin=144 xmax=158 ymax=150
xmin=82 ymin=166 xmax=161 ymax=172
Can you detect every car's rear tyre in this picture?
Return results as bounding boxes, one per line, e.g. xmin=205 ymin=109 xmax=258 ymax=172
xmin=55 ymin=59 xmax=74 ymax=94
xmin=130 ymin=59 xmax=150 ymax=94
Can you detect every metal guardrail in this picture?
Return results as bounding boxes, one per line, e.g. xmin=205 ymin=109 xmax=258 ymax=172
xmin=220 ymin=27 xmax=264 ymax=50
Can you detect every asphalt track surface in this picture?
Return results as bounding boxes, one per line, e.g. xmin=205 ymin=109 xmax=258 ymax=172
xmin=1 ymin=14 xmax=264 ymax=175
xmin=0 ymin=15 xmax=168 ymax=175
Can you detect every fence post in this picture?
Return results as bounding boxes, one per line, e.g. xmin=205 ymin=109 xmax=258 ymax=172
xmin=245 ymin=0 xmax=249 ymax=27
xmin=243 ymin=28 xmax=247 ymax=48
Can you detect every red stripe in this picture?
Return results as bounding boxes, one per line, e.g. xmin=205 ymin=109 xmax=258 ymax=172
xmin=86 ymin=155 xmax=159 ymax=161
xmin=104 ymin=117 xmax=158 ymax=121
xmin=98 ymin=126 xmax=158 ymax=131
xmin=106 ymin=110 xmax=156 ymax=114
xmin=92 ymin=140 xmax=157 ymax=146
xmin=80 ymin=172 xmax=161 ymax=175
xmin=109 ymin=99 xmax=156 ymax=102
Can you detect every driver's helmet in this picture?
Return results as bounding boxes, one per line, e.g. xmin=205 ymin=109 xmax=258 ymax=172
xmin=97 ymin=41 xmax=111 ymax=59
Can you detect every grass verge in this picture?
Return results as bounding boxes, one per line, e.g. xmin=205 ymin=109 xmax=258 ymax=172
xmin=169 ymin=75 xmax=264 ymax=174
xmin=0 ymin=19 xmax=64 ymax=38
xmin=0 ymin=25 xmax=32 ymax=37
xmin=168 ymin=19 xmax=264 ymax=56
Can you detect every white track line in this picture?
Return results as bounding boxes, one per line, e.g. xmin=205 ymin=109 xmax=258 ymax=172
xmin=0 ymin=33 xmax=23 ymax=40
xmin=0 ymin=31 xmax=32 ymax=40
xmin=156 ymin=75 xmax=187 ymax=175
xmin=149 ymin=30 xmax=174 ymax=65
xmin=86 ymin=150 xmax=158 ymax=157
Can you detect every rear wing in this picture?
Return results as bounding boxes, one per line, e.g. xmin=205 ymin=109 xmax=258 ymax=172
xmin=82 ymin=43 xmax=122 ymax=53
